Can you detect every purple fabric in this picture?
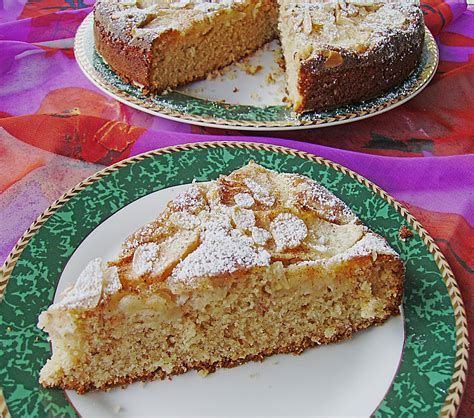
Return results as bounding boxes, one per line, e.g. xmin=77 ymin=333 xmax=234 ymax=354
xmin=0 ymin=2 xmax=473 ymax=415
xmin=450 ymin=0 xmax=470 ymax=20
xmin=438 ymin=9 xmax=474 ymax=62
xmin=131 ymin=131 xmax=474 ymax=224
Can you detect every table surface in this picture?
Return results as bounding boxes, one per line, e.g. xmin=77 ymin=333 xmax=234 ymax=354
xmin=0 ymin=1 xmax=473 ymax=417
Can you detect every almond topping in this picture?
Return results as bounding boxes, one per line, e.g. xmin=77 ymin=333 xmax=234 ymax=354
xmin=323 ymin=51 xmax=344 ymax=69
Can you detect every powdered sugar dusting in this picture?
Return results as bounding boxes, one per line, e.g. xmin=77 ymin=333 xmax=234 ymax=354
xmin=132 ymin=242 xmax=159 ymax=277
xmin=270 ymin=213 xmax=308 ymax=251
xmin=169 ymin=211 xmax=201 ymax=229
xmin=50 ymin=259 xmax=122 ymax=310
xmin=285 ymin=173 xmax=356 ymax=224
xmin=234 ymin=192 xmax=255 ymax=208
xmin=252 ymin=226 xmax=271 ymax=246
xmin=103 ymin=266 xmax=122 ymax=296
xmin=284 ymin=0 xmax=421 ymax=52
xmin=200 ymin=207 xmax=233 ymax=238
xmin=244 ymin=178 xmax=275 ymax=207
xmin=327 ymin=233 xmax=398 ymax=264
xmin=306 ymin=182 xmax=354 ymax=222
xmin=95 ymin=0 xmax=250 ymax=50
xmin=232 ymin=207 xmax=256 ymax=231
xmin=132 ymin=231 xmax=201 ymax=279
xmin=296 ymin=232 xmax=399 ymax=269
xmin=169 ymin=228 xmax=270 ymax=287
xmin=170 ymin=184 xmax=206 ymax=213
xmin=307 ymin=242 xmax=328 ymax=253
xmin=121 ymin=223 xmax=163 ymax=256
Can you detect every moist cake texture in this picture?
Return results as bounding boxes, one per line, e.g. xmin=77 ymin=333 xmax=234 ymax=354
xmin=38 ymin=162 xmax=404 ymax=393
xmin=94 ymin=0 xmax=424 ymax=112
xmin=94 ymin=0 xmax=278 ymax=91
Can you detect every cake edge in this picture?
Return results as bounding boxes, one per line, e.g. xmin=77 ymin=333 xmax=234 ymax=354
xmin=40 ymin=306 xmax=400 ymax=394
xmin=93 ymin=1 xmax=279 ymax=93
xmin=94 ymin=20 xmax=153 ymax=90
xmin=293 ymin=15 xmax=426 ymax=112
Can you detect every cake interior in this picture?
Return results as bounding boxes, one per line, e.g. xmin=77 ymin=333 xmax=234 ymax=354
xmin=40 ymin=255 xmax=401 ymax=392
xmin=146 ymin=0 xmax=278 ymax=91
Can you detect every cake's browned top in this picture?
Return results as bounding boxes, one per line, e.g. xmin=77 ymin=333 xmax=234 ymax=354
xmin=94 ymin=0 xmax=261 ymax=52
xmin=45 ymin=162 xmax=400 ymax=313
xmin=95 ymin=0 xmax=422 ymax=54
xmin=278 ymin=0 xmax=422 ymax=56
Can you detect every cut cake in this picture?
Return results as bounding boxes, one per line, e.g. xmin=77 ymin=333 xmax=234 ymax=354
xmin=93 ymin=0 xmax=424 ymax=112
xmin=38 ymin=162 xmax=404 ymax=392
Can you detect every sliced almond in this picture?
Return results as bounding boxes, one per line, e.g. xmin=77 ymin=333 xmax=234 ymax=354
xmin=303 ymin=8 xmax=313 ymax=35
xmin=323 ymin=50 xmax=344 ymax=69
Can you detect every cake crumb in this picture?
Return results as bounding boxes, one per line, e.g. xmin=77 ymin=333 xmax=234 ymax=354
xmin=198 ymin=369 xmax=210 ymax=377
xmin=238 ymin=62 xmax=263 ymax=75
xmin=266 ymin=72 xmax=276 ymax=84
xmin=275 ymin=55 xmax=285 ymax=70
xmin=232 ymin=87 xmax=239 ymax=93
xmin=206 ymin=68 xmax=223 ymax=80
xmin=399 ymin=225 xmax=413 ymax=241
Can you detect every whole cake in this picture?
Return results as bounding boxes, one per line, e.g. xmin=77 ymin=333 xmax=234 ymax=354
xmin=94 ymin=0 xmax=425 ymax=112
xmin=38 ymin=162 xmax=404 ymax=393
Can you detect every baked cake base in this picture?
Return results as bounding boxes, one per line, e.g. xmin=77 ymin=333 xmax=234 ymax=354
xmin=38 ymin=162 xmax=404 ymax=393
xmin=39 ymin=252 xmax=402 ymax=393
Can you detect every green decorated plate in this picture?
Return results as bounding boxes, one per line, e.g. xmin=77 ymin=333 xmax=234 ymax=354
xmin=0 ymin=143 xmax=467 ymax=417
xmin=75 ymin=14 xmax=439 ymax=131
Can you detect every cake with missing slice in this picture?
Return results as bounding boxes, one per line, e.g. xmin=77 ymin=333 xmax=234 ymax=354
xmin=38 ymin=162 xmax=404 ymax=393
xmin=93 ymin=0 xmax=424 ymax=112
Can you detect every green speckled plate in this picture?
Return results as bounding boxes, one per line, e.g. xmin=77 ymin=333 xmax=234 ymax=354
xmin=75 ymin=14 xmax=439 ymax=131
xmin=0 ymin=143 xmax=467 ymax=417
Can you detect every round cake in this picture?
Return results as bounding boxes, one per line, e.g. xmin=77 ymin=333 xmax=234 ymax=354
xmin=94 ymin=0 xmax=425 ymax=113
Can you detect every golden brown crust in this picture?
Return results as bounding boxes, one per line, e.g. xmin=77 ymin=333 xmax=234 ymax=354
xmin=94 ymin=20 xmax=152 ymax=88
xmin=44 ymin=310 xmax=399 ymax=394
xmin=296 ymin=16 xmax=425 ymax=112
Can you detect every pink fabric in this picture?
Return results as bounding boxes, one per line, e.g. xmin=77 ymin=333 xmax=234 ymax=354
xmin=0 ymin=1 xmax=473 ymax=416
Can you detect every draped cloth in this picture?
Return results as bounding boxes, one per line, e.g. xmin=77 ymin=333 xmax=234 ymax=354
xmin=0 ymin=1 xmax=473 ymax=415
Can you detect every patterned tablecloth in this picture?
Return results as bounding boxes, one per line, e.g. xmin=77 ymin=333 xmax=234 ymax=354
xmin=0 ymin=0 xmax=473 ymax=416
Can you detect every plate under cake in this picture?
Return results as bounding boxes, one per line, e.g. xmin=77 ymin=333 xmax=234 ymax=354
xmin=38 ymin=162 xmax=404 ymax=393
xmin=93 ymin=0 xmax=424 ymax=112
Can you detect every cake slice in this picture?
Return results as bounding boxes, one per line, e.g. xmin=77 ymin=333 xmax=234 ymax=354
xmin=38 ymin=162 xmax=404 ymax=393
xmin=94 ymin=0 xmax=278 ymax=91
xmin=278 ymin=0 xmax=424 ymax=111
